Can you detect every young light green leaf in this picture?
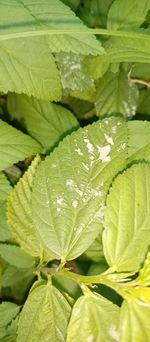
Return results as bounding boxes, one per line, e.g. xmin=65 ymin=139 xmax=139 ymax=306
xmin=7 ymin=94 xmax=79 ymax=151
xmin=7 ymin=155 xmax=46 ymax=258
xmin=103 ymin=163 xmax=150 ymax=272
xmin=0 ymin=172 xmax=12 ymax=241
xmin=0 ymin=0 xmax=104 ymax=55
xmin=136 ymin=252 xmax=150 ymax=286
xmin=17 ymin=282 xmax=72 ymax=342
xmin=0 ymin=119 xmax=42 ymax=171
xmin=32 ymin=117 xmax=127 ymax=261
xmin=127 ymin=121 xmax=150 ymax=162
xmin=0 ymin=244 xmax=36 ymax=269
xmin=95 ymin=71 xmax=139 ymax=118
xmin=119 ymin=299 xmax=150 ymax=341
xmin=108 ymin=0 xmax=150 ymax=30
xmin=0 ymin=37 xmax=62 ymax=101
xmin=67 ymin=291 xmax=120 ymax=342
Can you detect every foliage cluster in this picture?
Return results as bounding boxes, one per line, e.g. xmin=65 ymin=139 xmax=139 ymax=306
xmin=0 ymin=0 xmax=150 ymax=341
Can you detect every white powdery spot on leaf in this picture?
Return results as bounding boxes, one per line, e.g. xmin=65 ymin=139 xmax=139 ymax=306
xmin=104 ymin=133 xmax=114 ymax=146
xmin=73 ymin=307 xmax=81 ymax=317
xmin=66 ymin=179 xmax=75 ymax=187
xmin=111 ymin=125 xmax=117 ymax=134
xmin=84 ymin=137 xmax=95 ymax=154
xmin=108 ymin=324 xmax=119 ymax=342
xmin=66 ymin=179 xmax=83 ymax=196
xmin=75 ymin=148 xmax=83 ymax=156
xmin=72 ymin=200 xmax=78 ymax=208
xmin=98 ymin=145 xmax=111 ymax=163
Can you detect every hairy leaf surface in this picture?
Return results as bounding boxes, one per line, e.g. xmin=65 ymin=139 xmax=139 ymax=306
xmin=7 ymin=94 xmax=79 ymax=151
xmin=0 ymin=119 xmax=42 ymax=171
xmin=17 ymin=282 xmax=72 ymax=342
xmin=32 ymin=117 xmax=127 ymax=261
xmin=103 ymin=163 xmax=150 ymax=272
xmin=67 ymin=291 xmax=120 ymax=342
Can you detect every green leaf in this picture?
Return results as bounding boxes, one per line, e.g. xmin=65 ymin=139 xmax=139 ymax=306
xmin=108 ymin=0 xmax=150 ymax=30
xmin=7 ymin=94 xmax=79 ymax=151
xmin=0 ymin=119 xmax=42 ymax=171
xmin=127 ymin=121 xmax=150 ymax=162
xmin=0 ymin=37 xmax=62 ymax=101
xmin=0 ymin=0 xmax=104 ymax=55
xmin=17 ymin=282 xmax=72 ymax=342
xmin=137 ymin=89 xmax=150 ymax=116
xmin=56 ymin=52 xmax=95 ymax=92
xmin=119 ymin=299 xmax=150 ymax=341
xmin=0 ymin=244 xmax=36 ymax=268
xmin=32 ymin=117 xmax=127 ymax=261
xmin=0 ymin=302 xmax=20 ymax=329
xmin=0 ymin=302 xmax=20 ymax=341
xmin=135 ymin=252 xmax=150 ymax=286
xmin=85 ymin=55 xmax=109 ymax=80
xmin=95 ymin=71 xmax=139 ymax=118
xmin=103 ymin=163 xmax=150 ymax=272
xmin=0 ymin=172 xmax=12 ymax=241
xmin=83 ymin=234 xmax=105 ymax=262
xmin=67 ymin=291 xmax=120 ymax=342
xmin=7 ymin=155 xmax=46 ymax=258
xmin=104 ymin=35 xmax=150 ymax=64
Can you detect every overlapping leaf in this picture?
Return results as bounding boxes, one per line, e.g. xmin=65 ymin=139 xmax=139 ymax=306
xmin=0 ymin=302 xmax=20 ymax=341
xmin=67 ymin=291 xmax=120 ymax=341
xmin=17 ymin=282 xmax=72 ymax=342
xmin=95 ymin=71 xmax=139 ymax=118
xmin=0 ymin=172 xmax=12 ymax=241
xmin=127 ymin=121 xmax=150 ymax=162
xmin=0 ymin=119 xmax=42 ymax=171
xmin=7 ymin=94 xmax=79 ymax=151
xmin=32 ymin=117 xmax=127 ymax=261
xmin=7 ymin=155 xmax=44 ymax=258
xmin=120 ymin=299 xmax=150 ymax=341
xmin=0 ymin=244 xmax=36 ymax=269
xmin=103 ymin=163 xmax=150 ymax=272
xmin=108 ymin=0 xmax=150 ymax=30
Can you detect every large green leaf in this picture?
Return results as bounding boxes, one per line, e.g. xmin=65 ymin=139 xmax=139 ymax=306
xmin=0 ymin=0 xmax=104 ymax=100
xmin=7 ymin=94 xmax=79 ymax=151
xmin=17 ymin=282 xmax=72 ymax=342
xmin=127 ymin=121 xmax=150 ymax=162
xmin=7 ymin=155 xmax=46 ymax=258
xmin=119 ymin=299 xmax=150 ymax=341
xmin=107 ymin=0 xmax=150 ymax=30
xmin=0 ymin=119 xmax=42 ymax=171
xmin=0 ymin=244 xmax=36 ymax=269
xmin=95 ymin=71 xmax=139 ymax=118
xmin=103 ymin=163 xmax=150 ymax=272
xmin=32 ymin=117 xmax=127 ymax=261
xmin=0 ymin=37 xmax=62 ymax=101
xmin=67 ymin=291 xmax=120 ymax=341
xmin=0 ymin=172 xmax=12 ymax=241
xmin=0 ymin=0 xmax=103 ymax=55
